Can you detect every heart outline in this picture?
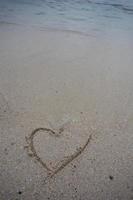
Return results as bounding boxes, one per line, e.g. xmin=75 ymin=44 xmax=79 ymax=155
xmin=26 ymin=127 xmax=92 ymax=178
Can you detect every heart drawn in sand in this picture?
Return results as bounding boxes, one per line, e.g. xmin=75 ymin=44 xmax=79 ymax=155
xmin=25 ymin=127 xmax=92 ymax=178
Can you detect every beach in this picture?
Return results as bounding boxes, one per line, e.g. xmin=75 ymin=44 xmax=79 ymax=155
xmin=0 ymin=1 xmax=133 ymax=199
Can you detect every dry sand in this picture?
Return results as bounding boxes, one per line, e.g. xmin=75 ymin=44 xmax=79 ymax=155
xmin=0 ymin=24 xmax=133 ymax=200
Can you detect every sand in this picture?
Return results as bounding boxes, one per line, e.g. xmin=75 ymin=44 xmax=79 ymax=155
xmin=0 ymin=24 xmax=133 ymax=200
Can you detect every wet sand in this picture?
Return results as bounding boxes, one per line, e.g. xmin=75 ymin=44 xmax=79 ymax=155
xmin=0 ymin=24 xmax=133 ymax=200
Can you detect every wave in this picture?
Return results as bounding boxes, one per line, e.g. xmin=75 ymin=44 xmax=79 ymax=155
xmin=0 ymin=20 xmax=19 ymax=26
xmin=87 ymin=0 xmax=133 ymax=15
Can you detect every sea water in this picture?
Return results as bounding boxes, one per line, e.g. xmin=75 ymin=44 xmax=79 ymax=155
xmin=0 ymin=0 xmax=133 ymax=37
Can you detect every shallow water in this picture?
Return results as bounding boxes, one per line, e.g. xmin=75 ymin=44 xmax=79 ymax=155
xmin=0 ymin=0 xmax=133 ymax=36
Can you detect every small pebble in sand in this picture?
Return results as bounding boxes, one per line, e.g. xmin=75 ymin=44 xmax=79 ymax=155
xmin=18 ymin=191 xmax=22 ymax=195
xmin=11 ymin=142 xmax=15 ymax=146
xmin=109 ymin=175 xmax=114 ymax=180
